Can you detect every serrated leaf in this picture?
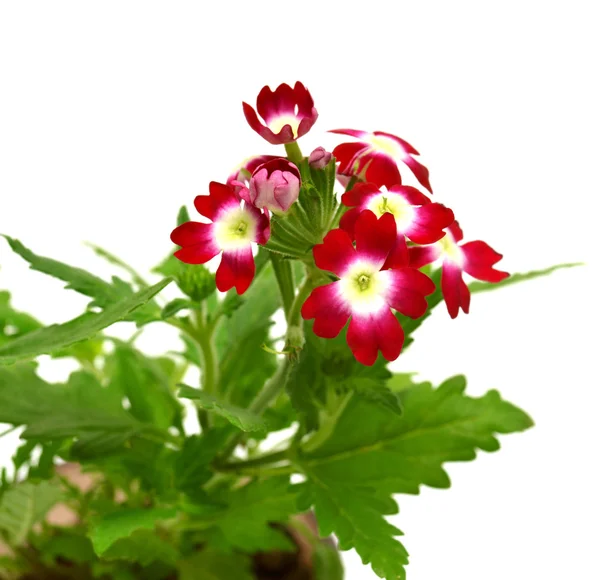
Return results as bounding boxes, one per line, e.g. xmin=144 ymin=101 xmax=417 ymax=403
xmin=2 ymin=235 xmax=161 ymax=326
xmin=90 ymin=507 xmax=177 ymax=555
xmin=178 ymin=548 xmax=254 ymax=580
xmin=102 ymin=529 xmax=178 ymax=566
xmin=188 ymin=478 xmax=298 ymax=553
xmin=0 ymin=481 xmax=63 ymax=544
xmin=297 ymin=376 xmax=533 ymax=580
xmin=178 ymin=386 xmax=267 ymax=432
xmin=469 ymin=262 xmax=583 ymax=293
xmin=0 ymin=278 xmax=171 ymax=364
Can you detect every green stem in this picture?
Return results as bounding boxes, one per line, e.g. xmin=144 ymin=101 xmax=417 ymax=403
xmin=216 ymin=449 xmax=289 ymax=472
xmin=270 ymin=253 xmax=295 ymax=319
xmin=0 ymin=425 xmax=18 ymax=439
xmin=285 ymin=141 xmax=304 ymax=166
xmin=287 ymin=272 xmax=315 ymax=329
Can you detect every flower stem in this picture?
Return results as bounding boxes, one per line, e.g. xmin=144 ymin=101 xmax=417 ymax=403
xmin=270 ymin=253 xmax=295 ymax=319
xmin=285 ymin=141 xmax=304 ymax=166
xmin=216 ymin=448 xmax=289 ymax=472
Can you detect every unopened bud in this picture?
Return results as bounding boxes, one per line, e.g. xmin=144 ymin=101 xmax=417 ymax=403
xmin=308 ymin=146 xmax=332 ymax=170
xmin=245 ymin=158 xmax=301 ymax=214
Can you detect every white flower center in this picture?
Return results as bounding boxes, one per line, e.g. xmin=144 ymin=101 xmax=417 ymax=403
xmin=366 ymin=134 xmax=404 ymax=158
xmin=366 ymin=193 xmax=416 ymax=231
xmin=438 ymin=233 xmax=464 ymax=267
xmin=338 ymin=260 xmax=387 ymax=314
xmin=268 ymin=114 xmax=300 ymax=137
xmin=213 ymin=207 xmax=257 ymax=251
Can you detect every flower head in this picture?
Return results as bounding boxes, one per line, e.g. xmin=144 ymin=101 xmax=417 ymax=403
xmin=341 ymin=183 xmax=454 ymax=245
xmin=331 ymin=129 xmax=432 ymax=192
xmin=171 ymin=182 xmax=270 ymax=295
xmin=302 ymin=210 xmax=435 ymax=366
xmin=410 ymin=221 xmax=509 ymax=318
xmin=238 ymin=158 xmax=301 ymax=214
xmin=243 ymin=82 xmax=318 ymax=145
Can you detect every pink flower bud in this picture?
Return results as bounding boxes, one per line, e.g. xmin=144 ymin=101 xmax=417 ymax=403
xmin=244 ymin=158 xmax=301 ymax=214
xmin=308 ymin=146 xmax=332 ymax=169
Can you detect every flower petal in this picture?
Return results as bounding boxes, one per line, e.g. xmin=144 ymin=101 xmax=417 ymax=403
xmin=347 ymin=308 xmax=404 ymax=366
xmin=405 ymin=203 xmax=455 ymax=244
xmin=313 ymin=229 xmax=356 ymax=277
xmin=409 ymin=245 xmax=441 ymax=268
xmin=354 ymin=210 xmax=396 ymax=268
xmin=381 ymin=268 xmax=435 ymax=319
xmin=216 ymin=247 xmax=255 ymax=295
xmin=383 ymin=235 xmax=410 ymax=269
xmin=301 ymin=282 xmax=351 ymax=339
xmin=441 ymin=261 xmax=470 ymax=318
xmin=171 ymin=222 xmax=220 ymax=264
xmin=461 ymin=241 xmax=509 ymax=283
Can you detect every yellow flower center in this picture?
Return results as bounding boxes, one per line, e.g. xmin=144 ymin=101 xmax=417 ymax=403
xmin=339 ymin=261 xmax=387 ymax=314
xmin=214 ymin=208 xmax=256 ymax=250
xmin=268 ymin=114 xmax=300 ymax=137
xmin=367 ymin=193 xmax=415 ymax=231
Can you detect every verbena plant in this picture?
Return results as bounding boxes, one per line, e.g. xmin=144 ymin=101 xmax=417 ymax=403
xmin=0 ymin=82 xmax=577 ymax=580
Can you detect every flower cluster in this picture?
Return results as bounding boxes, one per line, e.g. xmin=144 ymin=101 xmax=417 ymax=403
xmin=172 ymin=82 xmax=508 ymax=365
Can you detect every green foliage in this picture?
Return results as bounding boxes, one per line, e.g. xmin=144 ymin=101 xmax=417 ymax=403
xmin=188 ymin=477 xmax=298 ymax=553
xmin=0 ymin=291 xmax=41 ymax=347
xmin=296 ymin=376 xmax=533 ymax=580
xmin=178 ymin=386 xmax=267 ymax=432
xmin=90 ymin=508 xmax=177 ymax=556
xmin=0 ymin=278 xmax=171 ymax=364
xmin=0 ymin=481 xmax=63 ymax=544
xmin=2 ymin=235 xmax=162 ymax=326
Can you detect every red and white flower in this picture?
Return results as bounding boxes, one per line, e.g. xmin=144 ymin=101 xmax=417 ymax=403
xmin=409 ymin=221 xmax=509 ymax=318
xmin=171 ymin=182 xmax=270 ymax=295
xmin=331 ymin=129 xmax=432 ymax=192
xmin=340 ymin=183 xmax=454 ymax=245
xmin=238 ymin=158 xmax=301 ymax=214
xmin=243 ymin=82 xmax=318 ymax=145
xmin=302 ymin=210 xmax=435 ymax=366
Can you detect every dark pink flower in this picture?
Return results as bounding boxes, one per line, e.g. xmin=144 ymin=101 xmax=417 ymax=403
xmin=341 ymin=183 xmax=454 ymax=245
xmin=302 ymin=210 xmax=435 ymax=366
xmin=238 ymin=158 xmax=301 ymax=214
xmin=409 ymin=221 xmax=509 ymax=318
xmin=227 ymin=155 xmax=279 ymax=194
xmin=171 ymin=182 xmax=270 ymax=295
xmin=308 ymin=146 xmax=332 ymax=169
xmin=330 ymin=129 xmax=432 ymax=192
xmin=243 ymin=82 xmax=318 ymax=145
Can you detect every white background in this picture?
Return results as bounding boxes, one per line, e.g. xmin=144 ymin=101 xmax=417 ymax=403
xmin=1 ymin=2 xmax=599 ymax=579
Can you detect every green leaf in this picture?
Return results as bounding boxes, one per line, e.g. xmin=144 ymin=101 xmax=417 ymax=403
xmin=469 ymin=262 xmax=583 ymax=293
xmin=90 ymin=507 xmax=177 ymax=556
xmin=106 ymin=343 xmax=180 ymax=431
xmin=161 ymin=298 xmax=194 ymax=319
xmin=296 ymin=376 xmax=533 ymax=580
xmin=41 ymin=533 xmax=97 ymax=565
xmin=0 ymin=278 xmax=171 ymax=364
xmin=189 ymin=477 xmax=298 ymax=552
xmin=85 ymin=243 xmax=149 ymax=289
xmin=313 ymin=540 xmax=345 ymax=580
xmin=178 ymin=549 xmax=254 ymax=580
xmin=178 ymin=386 xmax=267 ymax=432
xmin=0 ymin=481 xmax=63 ymax=544
xmin=0 ymin=291 xmax=41 ymax=347
xmin=175 ymin=431 xmax=228 ymax=501
xmin=2 ymin=235 xmax=162 ymax=326
xmin=102 ymin=529 xmax=178 ymax=566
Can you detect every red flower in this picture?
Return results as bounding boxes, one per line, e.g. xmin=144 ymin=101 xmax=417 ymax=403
xmin=330 ymin=129 xmax=432 ymax=192
xmin=341 ymin=183 xmax=454 ymax=245
xmin=302 ymin=210 xmax=435 ymax=366
xmin=171 ymin=182 xmax=270 ymax=295
xmin=243 ymin=82 xmax=318 ymax=145
xmin=409 ymin=221 xmax=509 ymax=318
